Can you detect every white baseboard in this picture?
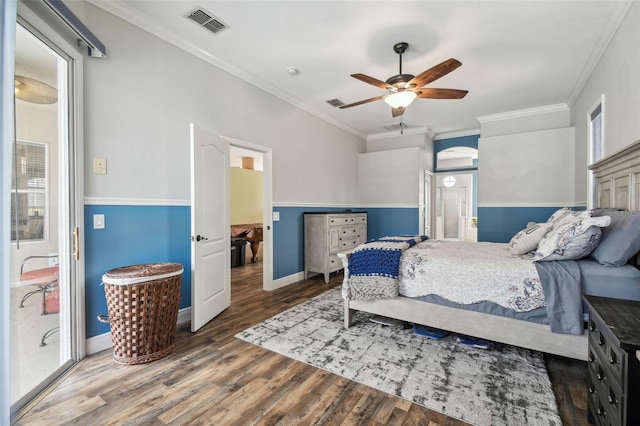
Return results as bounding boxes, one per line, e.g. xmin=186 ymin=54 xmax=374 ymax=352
xmin=270 ymin=271 xmax=305 ymax=290
xmin=85 ymin=307 xmax=193 ymax=356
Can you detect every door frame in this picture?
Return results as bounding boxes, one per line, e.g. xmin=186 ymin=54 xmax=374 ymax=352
xmin=222 ymin=136 xmax=273 ymax=291
xmin=9 ymin=3 xmax=85 ymax=418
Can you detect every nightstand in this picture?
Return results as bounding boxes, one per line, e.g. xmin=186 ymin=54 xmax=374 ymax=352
xmin=584 ymin=295 xmax=640 ymax=426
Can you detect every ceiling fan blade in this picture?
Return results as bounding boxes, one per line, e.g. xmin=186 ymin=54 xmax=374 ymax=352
xmin=391 ymin=106 xmax=405 ymax=117
xmin=416 ymin=88 xmax=468 ymax=99
xmin=408 ymin=58 xmax=462 ymax=89
xmin=339 ymin=95 xmax=386 ymax=109
xmin=351 ymin=73 xmax=394 ymax=91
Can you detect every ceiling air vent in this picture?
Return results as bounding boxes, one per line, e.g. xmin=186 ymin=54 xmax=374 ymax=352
xmin=325 ymin=99 xmax=345 ymax=108
xmin=185 ymin=7 xmax=229 ymax=35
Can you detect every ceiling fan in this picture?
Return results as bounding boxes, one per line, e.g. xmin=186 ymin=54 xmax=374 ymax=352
xmin=340 ymin=42 xmax=468 ymax=117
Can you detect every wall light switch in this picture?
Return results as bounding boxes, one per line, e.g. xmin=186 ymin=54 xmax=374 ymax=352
xmin=93 ymin=214 xmax=105 ymax=229
xmin=273 ymin=211 xmax=280 ymax=221
xmin=94 ymin=157 xmax=107 ymax=174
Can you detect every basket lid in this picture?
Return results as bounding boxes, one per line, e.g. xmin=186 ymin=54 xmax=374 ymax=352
xmin=102 ymin=262 xmax=183 ymax=285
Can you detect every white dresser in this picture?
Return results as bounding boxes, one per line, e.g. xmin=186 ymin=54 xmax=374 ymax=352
xmin=304 ymin=212 xmax=367 ymax=284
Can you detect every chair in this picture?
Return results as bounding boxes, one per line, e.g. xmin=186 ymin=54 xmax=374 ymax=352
xmin=40 ymin=288 xmax=60 ymax=347
xmin=18 ymin=254 xmax=59 ymax=312
xmin=17 ymin=255 xmax=60 ymax=346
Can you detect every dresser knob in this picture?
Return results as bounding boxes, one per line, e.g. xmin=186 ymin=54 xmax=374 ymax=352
xmin=608 ymin=395 xmax=617 ymax=404
xmin=588 ymin=354 xmax=594 ymax=363
xmin=589 ymin=324 xmax=595 ymax=332
xmin=598 ymin=337 xmax=605 ymax=346
xmin=597 ymin=372 xmax=604 ymax=381
xmin=609 ymin=354 xmax=617 ymax=364
xmin=588 ymin=386 xmax=594 ymax=394
xmin=597 ymin=407 xmax=605 ymax=416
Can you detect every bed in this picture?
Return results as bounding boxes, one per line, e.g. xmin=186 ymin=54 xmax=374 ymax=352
xmin=339 ymin=139 xmax=640 ymax=361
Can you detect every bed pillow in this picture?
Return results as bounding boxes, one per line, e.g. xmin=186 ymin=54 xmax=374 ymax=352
xmin=508 ymin=222 xmax=552 ymax=255
xmin=590 ymin=211 xmax=640 ymax=266
xmin=546 ymin=208 xmax=592 ymax=231
xmin=534 ymin=216 xmax=611 ymax=261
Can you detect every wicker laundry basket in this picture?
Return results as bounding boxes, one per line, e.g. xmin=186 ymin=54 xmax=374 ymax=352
xmin=98 ymin=262 xmax=183 ymax=365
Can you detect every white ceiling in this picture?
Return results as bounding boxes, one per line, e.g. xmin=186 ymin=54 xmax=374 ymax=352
xmin=91 ymin=0 xmax=633 ymax=139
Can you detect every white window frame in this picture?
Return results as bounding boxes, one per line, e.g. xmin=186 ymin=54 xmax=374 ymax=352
xmin=587 ymin=95 xmax=605 ymax=209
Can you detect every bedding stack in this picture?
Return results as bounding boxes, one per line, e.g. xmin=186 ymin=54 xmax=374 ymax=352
xmin=343 ymin=235 xmax=427 ymax=301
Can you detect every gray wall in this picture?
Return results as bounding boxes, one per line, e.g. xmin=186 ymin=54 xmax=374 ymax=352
xmin=571 ymin=0 xmax=640 ymax=202
xmin=74 ymin=2 xmax=365 ymax=206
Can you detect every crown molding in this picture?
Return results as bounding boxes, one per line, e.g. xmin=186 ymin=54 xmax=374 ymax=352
xmin=566 ymin=0 xmax=634 ymax=107
xmin=88 ymin=0 xmax=365 ymax=140
xmin=434 ymin=128 xmax=480 ymax=140
xmin=476 ymin=103 xmax=569 ymax=124
xmin=366 ymin=126 xmax=431 ymax=141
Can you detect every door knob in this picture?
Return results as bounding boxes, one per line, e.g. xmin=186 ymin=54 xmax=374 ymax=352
xmin=196 ymin=234 xmax=208 ymax=242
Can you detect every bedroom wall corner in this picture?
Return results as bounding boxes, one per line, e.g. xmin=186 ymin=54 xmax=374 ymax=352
xmin=570 ymin=0 xmax=640 ymax=203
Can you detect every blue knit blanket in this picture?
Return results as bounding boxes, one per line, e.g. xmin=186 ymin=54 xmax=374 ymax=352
xmin=343 ymin=235 xmax=428 ymax=300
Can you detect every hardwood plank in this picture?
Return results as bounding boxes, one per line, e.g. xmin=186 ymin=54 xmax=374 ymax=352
xmin=14 ymin=261 xmax=591 ymax=425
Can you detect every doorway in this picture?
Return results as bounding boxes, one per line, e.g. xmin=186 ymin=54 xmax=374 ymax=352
xmin=9 ymin=13 xmax=83 ymax=418
xmin=435 ymin=173 xmax=477 ymax=242
xmin=227 ymin=139 xmax=273 ymax=291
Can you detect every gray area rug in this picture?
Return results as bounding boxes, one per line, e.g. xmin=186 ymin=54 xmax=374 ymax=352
xmin=235 ymin=288 xmax=562 ymax=425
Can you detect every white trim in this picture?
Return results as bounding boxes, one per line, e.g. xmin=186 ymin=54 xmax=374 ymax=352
xmin=84 ymin=197 xmax=190 ymax=206
xmin=587 ymin=95 xmax=605 ymax=209
xmin=223 ymin=136 xmax=274 ymax=292
xmin=477 ymin=202 xmax=587 ymax=208
xmin=366 ymin=126 xmax=431 ymax=141
xmin=567 ymin=1 xmax=633 ymax=107
xmin=86 ymin=306 xmax=192 ymax=355
xmin=434 ymin=129 xmax=480 ymax=140
xmin=271 ymin=272 xmax=306 ymax=291
xmin=88 ymin=0 xmax=364 ymax=140
xmin=357 ymin=204 xmax=421 ymax=209
xmin=273 ymin=201 xmax=361 ymax=208
xmin=476 ymin=104 xmax=569 ymax=124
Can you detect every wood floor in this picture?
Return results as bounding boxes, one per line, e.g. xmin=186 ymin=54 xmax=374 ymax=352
xmin=15 ymin=261 xmax=590 ymax=425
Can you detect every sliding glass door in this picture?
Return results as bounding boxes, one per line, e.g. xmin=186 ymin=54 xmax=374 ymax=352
xmin=9 ymin=14 xmax=81 ymax=417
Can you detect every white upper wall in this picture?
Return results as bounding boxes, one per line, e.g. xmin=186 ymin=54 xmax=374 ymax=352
xmin=571 ymin=0 xmax=640 ymax=201
xmin=478 ymin=105 xmax=571 ymax=138
xmin=74 ymin=2 xmax=365 ymax=206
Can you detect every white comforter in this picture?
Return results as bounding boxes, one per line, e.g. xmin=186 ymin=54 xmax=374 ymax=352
xmin=398 ymin=240 xmax=545 ymax=312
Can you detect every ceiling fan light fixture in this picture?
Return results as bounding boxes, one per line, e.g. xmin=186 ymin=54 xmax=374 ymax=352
xmin=384 ymin=91 xmax=417 ymax=108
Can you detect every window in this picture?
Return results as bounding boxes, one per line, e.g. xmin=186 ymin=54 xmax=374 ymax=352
xmin=443 ymin=175 xmax=456 ymax=187
xmin=11 ymin=140 xmax=47 ymax=241
xmin=588 ymin=97 xmax=604 ymax=208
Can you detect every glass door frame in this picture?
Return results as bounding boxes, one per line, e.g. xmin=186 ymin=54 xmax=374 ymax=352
xmin=9 ymin=2 xmax=85 ymax=419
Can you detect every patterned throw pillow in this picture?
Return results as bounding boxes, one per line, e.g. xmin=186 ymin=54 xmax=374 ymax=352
xmin=509 ymin=222 xmax=552 ymax=255
xmin=546 ymin=208 xmax=592 ymax=231
xmin=534 ymin=216 xmax=611 ymax=261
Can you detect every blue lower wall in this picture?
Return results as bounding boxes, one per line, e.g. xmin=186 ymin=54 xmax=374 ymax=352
xmin=84 ymin=204 xmax=420 ymax=338
xmin=477 ymin=206 xmax=573 ymax=243
xmin=85 ymin=205 xmax=191 ymax=338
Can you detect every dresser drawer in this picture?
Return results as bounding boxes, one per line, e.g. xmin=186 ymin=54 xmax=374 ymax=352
xmin=339 ymin=238 xmax=358 ymax=250
xmin=347 ymin=214 xmax=367 ymax=225
xmin=588 ymin=363 xmax=623 ymax=426
xmin=339 ymin=225 xmax=358 ymax=238
xmin=328 ymin=215 xmax=349 ymax=226
xmin=328 ymin=253 xmax=342 ymax=272
xmin=589 ymin=317 xmax=625 ymax=388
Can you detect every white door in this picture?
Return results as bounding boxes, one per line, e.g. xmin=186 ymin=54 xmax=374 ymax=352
xmin=190 ymin=123 xmax=230 ymax=332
